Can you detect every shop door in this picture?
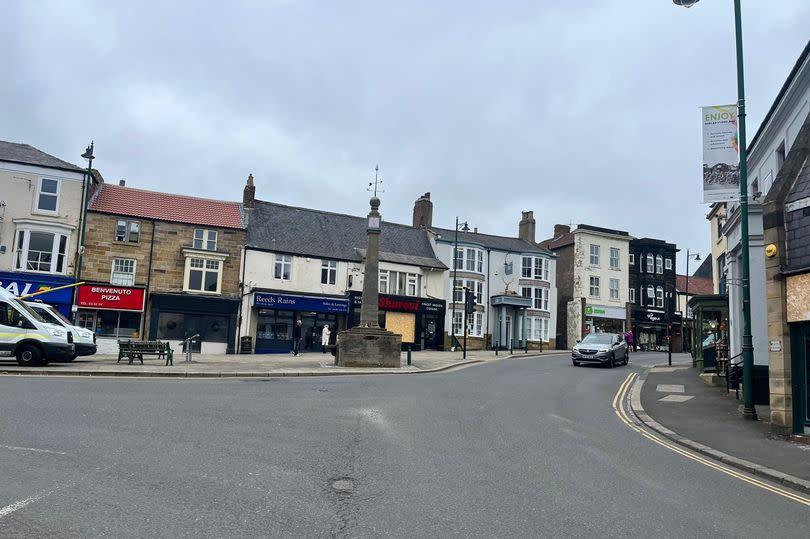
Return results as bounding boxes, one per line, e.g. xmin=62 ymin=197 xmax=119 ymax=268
xmin=505 ymin=315 xmax=512 ymax=348
xmin=423 ymin=314 xmax=439 ymax=350
xmin=789 ymin=323 xmax=810 ymax=434
xmin=183 ymin=316 xmax=203 ymax=353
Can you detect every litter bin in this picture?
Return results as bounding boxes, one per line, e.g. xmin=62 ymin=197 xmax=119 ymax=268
xmin=240 ymin=336 xmax=253 ymax=354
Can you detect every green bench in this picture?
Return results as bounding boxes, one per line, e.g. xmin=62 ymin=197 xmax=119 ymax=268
xmin=117 ymin=340 xmax=174 ymax=366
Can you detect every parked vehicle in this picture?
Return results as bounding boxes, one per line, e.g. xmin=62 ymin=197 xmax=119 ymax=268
xmin=0 ymin=288 xmax=74 ymax=366
xmin=572 ymin=332 xmax=629 ymax=368
xmin=25 ymin=301 xmax=96 ymax=360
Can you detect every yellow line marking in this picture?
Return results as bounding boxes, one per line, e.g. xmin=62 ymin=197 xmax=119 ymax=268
xmin=613 ymin=373 xmax=810 ymax=508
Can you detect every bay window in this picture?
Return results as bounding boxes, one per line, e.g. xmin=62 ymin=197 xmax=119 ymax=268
xmin=13 ymin=226 xmax=71 ymax=274
xmin=379 ymin=270 xmax=421 ymax=297
xmin=183 ymin=249 xmax=227 ymax=294
xmin=456 ymin=247 xmax=484 ymax=274
xmin=522 ymin=255 xmax=550 ymax=280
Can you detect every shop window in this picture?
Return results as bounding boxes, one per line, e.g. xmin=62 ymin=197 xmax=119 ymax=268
xmin=610 ymin=248 xmax=620 ymax=269
xmin=609 ymin=278 xmax=620 ymax=300
xmin=656 ymin=255 xmax=663 ymax=274
xmin=321 ymin=260 xmax=337 ymax=285
xmin=274 ymin=254 xmax=292 ymax=280
xmin=589 ymin=276 xmax=600 ymax=298
xmin=111 ymin=258 xmax=136 ymax=286
xmin=656 ymin=287 xmax=664 ymax=308
xmin=13 ymin=228 xmax=69 ymax=274
xmin=193 ymin=229 xmax=218 ymax=251
xmin=156 ymin=312 xmax=228 ymax=343
xmin=590 ymin=245 xmax=600 ymax=266
xmin=185 ymin=257 xmax=221 ymax=293
xmin=84 ymin=309 xmax=141 ymax=338
xmin=115 ymin=220 xmax=140 ymax=243
xmin=35 ymin=178 xmax=60 ymax=213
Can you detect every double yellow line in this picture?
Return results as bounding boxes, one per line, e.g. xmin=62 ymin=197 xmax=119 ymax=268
xmin=613 ymin=372 xmax=810 ymax=508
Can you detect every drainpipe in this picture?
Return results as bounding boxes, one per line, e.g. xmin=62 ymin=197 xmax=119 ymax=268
xmin=486 ymin=248 xmax=491 ymax=348
xmin=236 ymin=245 xmax=248 ymax=353
xmin=143 ymin=219 xmax=156 ymax=339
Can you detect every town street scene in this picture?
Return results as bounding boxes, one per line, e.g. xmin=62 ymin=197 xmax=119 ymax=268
xmin=1 ymin=1 xmax=809 ymax=537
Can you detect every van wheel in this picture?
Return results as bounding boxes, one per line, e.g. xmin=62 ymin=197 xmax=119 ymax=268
xmin=16 ymin=344 xmax=44 ymax=366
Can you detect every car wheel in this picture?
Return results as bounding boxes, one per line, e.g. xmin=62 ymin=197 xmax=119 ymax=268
xmin=624 ymin=352 xmax=629 ymax=366
xmin=572 ymin=360 xmax=580 ymax=367
xmin=16 ymin=344 xmax=44 ymax=367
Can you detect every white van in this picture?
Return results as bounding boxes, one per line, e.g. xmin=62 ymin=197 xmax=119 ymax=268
xmin=0 ymin=287 xmax=75 ymax=366
xmin=25 ymin=301 xmax=97 ymax=360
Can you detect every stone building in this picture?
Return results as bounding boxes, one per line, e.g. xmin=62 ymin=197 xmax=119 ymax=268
xmin=0 ymin=141 xmax=89 ymax=317
xmin=80 ymin=182 xmax=245 ymax=353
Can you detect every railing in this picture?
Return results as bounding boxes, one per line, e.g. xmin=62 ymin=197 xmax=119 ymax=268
xmin=724 ymin=353 xmax=744 ymax=399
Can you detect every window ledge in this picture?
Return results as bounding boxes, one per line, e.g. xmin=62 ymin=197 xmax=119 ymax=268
xmin=182 ymin=248 xmax=228 ymax=260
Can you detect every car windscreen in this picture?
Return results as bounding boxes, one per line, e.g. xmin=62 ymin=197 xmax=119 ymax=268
xmin=581 ymin=334 xmax=614 ymax=345
xmin=11 ymin=297 xmax=48 ymax=323
xmin=28 ymin=304 xmax=65 ymax=327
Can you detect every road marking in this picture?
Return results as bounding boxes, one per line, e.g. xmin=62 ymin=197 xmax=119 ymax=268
xmin=0 ymin=444 xmax=67 ymax=456
xmin=0 ymin=487 xmax=59 ymax=518
xmin=655 ymin=384 xmax=685 ymax=393
xmin=658 ymin=395 xmax=694 ymax=403
xmin=613 ymin=373 xmax=810 ymax=508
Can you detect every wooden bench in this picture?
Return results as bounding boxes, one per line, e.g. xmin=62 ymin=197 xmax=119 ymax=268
xmin=117 ymin=340 xmax=174 ymax=366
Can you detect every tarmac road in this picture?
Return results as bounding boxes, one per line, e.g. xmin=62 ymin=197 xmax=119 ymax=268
xmin=0 ymin=352 xmax=807 ymax=537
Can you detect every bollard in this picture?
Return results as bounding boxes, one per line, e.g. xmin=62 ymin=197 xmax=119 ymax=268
xmin=510 ymin=340 xmax=513 ymax=355
xmin=407 ymin=345 xmax=412 ymax=366
xmin=494 ymin=342 xmax=499 ymax=356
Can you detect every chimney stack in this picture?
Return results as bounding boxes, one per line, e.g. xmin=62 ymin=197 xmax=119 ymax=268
xmin=119 ymin=179 xmax=126 ymax=187
xmin=553 ymin=224 xmax=571 ymax=239
xmin=412 ymin=192 xmax=433 ymax=228
xmin=243 ymin=173 xmax=256 ymax=209
xmin=518 ymin=211 xmax=536 ymax=243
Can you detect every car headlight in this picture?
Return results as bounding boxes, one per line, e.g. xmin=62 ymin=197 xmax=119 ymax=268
xmin=80 ymin=331 xmax=94 ymax=341
xmin=47 ymin=328 xmax=66 ymax=338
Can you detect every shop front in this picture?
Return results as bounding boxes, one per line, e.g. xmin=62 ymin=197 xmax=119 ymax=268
xmin=253 ymin=291 xmax=350 ymax=354
xmin=631 ymin=306 xmax=682 ymax=352
xmin=0 ymin=271 xmax=76 ymax=318
xmin=585 ymin=304 xmax=626 ymax=335
xmin=150 ymin=293 xmax=239 ymax=354
xmin=348 ymin=292 xmax=445 ymax=351
xmin=75 ymin=284 xmax=146 ymax=353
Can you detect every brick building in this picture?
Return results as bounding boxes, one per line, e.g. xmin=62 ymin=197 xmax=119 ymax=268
xmin=79 ymin=182 xmax=245 ymax=353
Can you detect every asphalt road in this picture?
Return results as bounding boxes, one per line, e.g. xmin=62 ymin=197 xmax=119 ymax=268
xmin=0 ymin=352 xmax=807 ymax=537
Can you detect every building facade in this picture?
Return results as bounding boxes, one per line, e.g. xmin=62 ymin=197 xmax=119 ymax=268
xmin=628 ymin=238 xmax=680 ymax=352
xmin=427 ymin=203 xmax=557 ymax=351
xmin=542 ymin=224 xmax=630 ymax=349
xmin=239 ymin=183 xmax=447 ymax=354
xmin=707 ymin=203 xmax=728 ymax=294
xmin=0 ymin=141 xmax=88 ymax=317
xmin=81 ymin=182 xmax=245 ymax=354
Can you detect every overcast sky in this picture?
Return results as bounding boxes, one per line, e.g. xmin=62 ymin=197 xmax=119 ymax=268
xmin=3 ymin=0 xmax=809 ymax=273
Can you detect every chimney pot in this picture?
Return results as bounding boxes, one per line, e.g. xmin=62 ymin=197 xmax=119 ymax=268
xmin=412 ymin=192 xmax=434 ymax=228
xmin=119 ymin=179 xmax=126 ymax=186
xmin=243 ymin=173 xmax=256 ymax=209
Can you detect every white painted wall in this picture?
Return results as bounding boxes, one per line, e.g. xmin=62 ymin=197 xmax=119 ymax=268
xmin=571 ymin=230 xmax=631 ymax=307
xmin=0 ymin=163 xmax=85 ymax=274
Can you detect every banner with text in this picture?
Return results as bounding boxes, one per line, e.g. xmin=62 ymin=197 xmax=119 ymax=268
xmin=702 ymin=104 xmax=740 ymax=203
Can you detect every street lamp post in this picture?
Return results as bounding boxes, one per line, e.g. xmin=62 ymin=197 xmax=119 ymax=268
xmin=451 ymin=217 xmax=470 ymax=351
xmin=682 ymin=250 xmax=701 ymax=355
xmin=674 ymin=0 xmax=757 ymax=419
xmin=73 ymin=141 xmax=94 ymax=324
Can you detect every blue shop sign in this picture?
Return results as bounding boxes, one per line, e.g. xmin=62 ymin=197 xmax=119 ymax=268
xmin=0 ymin=271 xmax=76 ymax=317
xmin=253 ymin=292 xmax=349 ymax=314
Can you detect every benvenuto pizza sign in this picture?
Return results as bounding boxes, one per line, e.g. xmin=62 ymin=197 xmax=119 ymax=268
xmin=77 ymin=285 xmax=146 ymax=311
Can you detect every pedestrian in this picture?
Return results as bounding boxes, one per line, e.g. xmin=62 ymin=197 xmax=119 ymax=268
xmin=625 ymin=330 xmax=635 ymax=353
xmin=292 ymin=319 xmax=303 ymax=356
xmin=321 ymin=324 xmax=331 ymax=353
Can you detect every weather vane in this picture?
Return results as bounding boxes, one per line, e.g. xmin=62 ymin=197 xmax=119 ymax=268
xmin=368 ymin=164 xmax=384 ymax=197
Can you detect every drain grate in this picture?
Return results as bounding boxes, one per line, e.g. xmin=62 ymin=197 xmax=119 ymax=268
xmin=331 ymin=478 xmax=354 ymax=493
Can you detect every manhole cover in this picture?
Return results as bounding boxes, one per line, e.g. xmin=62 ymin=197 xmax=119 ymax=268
xmin=331 ymin=478 xmax=354 ymax=493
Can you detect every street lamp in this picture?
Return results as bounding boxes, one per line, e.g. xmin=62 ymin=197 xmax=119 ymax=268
xmin=450 ymin=217 xmax=470 ymax=351
xmin=674 ymin=0 xmax=757 ymax=419
xmin=681 ymin=250 xmax=701 ymax=355
xmin=73 ymin=141 xmax=95 ymax=324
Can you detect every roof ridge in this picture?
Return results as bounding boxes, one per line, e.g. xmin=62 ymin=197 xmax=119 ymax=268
xmin=431 ymin=226 xmax=531 ymax=243
xmin=101 ymin=183 xmax=241 ymax=206
xmin=253 ymin=199 xmax=425 ymax=232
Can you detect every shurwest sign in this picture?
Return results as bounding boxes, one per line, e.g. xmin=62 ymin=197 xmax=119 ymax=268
xmin=350 ymin=292 xmax=445 ymax=314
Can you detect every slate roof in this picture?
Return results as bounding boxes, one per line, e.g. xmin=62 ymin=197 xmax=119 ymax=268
xmin=693 ymin=254 xmax=713 ymax=279
xmin=247 ymin=200 xmax=447 ymax=269
xmin=89 ymin=183 xmax=244 ymax=229
xmin=0 ymin=140 xmax=84 ymax=172
xmin=676 ymin=275 xmax=713 ymax=296
xmin=431 ymin=227 xmax=553 ymax=255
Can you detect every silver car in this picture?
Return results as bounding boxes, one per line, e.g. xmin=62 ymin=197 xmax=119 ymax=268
xmin=572 ymin=332 xmax=629 ymax=368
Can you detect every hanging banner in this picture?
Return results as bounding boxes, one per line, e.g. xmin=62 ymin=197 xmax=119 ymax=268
xmin=702 ymin=105 xmax=740 ymax=203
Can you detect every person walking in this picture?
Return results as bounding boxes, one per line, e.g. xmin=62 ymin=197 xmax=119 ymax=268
xmin=292 ymin=319 xmax=303 ymax=356
xmin=321 ymin=324 xmax=331 ymax=353
xmin=625 ymin=329 xmax=635 ymax=354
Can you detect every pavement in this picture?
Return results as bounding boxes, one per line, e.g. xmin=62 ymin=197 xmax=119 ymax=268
xmin=0 ymin=348 xmax=556 ymax=377
xmin=2 ymin=351 xmax=808 ymax=538
xmin=632 ymin=362 xmax=810 ymax=494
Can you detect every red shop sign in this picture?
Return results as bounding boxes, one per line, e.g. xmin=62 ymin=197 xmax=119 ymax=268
xmin=77 ymin=285 xmax=145 ymax=311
